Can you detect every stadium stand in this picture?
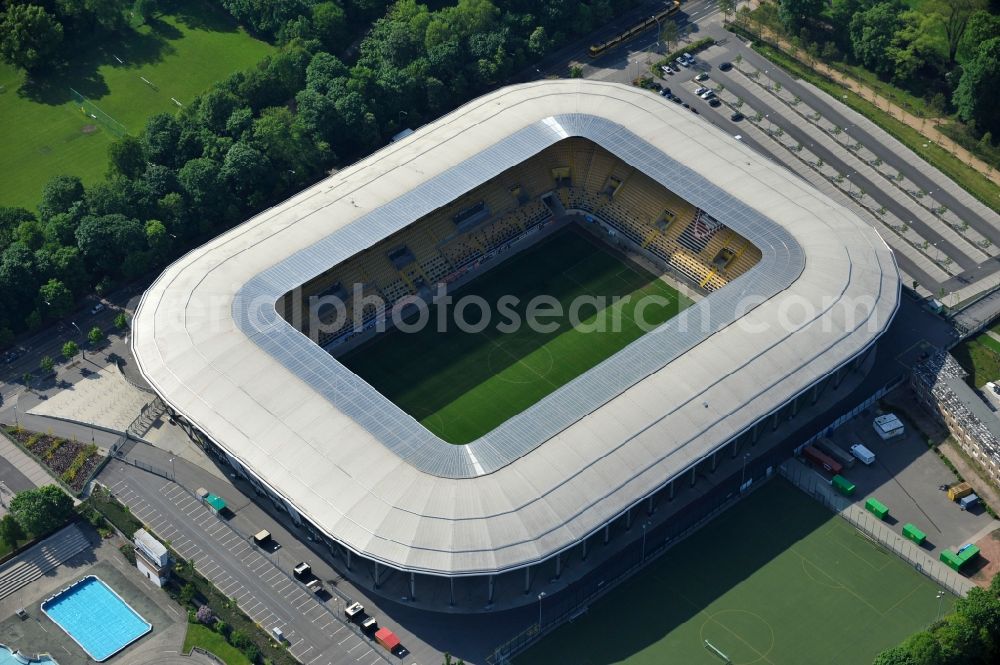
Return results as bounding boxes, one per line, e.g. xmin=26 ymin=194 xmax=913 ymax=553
xmin=289 ymin=138 xmax=762 ymax=348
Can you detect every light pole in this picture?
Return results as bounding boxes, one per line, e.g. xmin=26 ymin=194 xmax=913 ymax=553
xmin=537 ymin=591 xmax=546 ymax=628
xmin=764 ymin=113 xmax=771 ymax=134
xmin=936 ymin=590 xmax=945 ymax=620
xmin=71 ymin=322 xmax=85 ymax=361
xmin=741 ymin=452 xmax=751 ymax=490
xmin=641 ymin=521 xmax=650 ymax=563
xmin=845 ymin=173 xmax=852 ymax=196
xmin=764 ymin=69 xmax=770 ymax=90
xmin=170 ymin=457 xmax=176 ymax=480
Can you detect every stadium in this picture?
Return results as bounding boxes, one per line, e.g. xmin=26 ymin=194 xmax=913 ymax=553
xmin=131 ymin=80 xmax=900 ymax=609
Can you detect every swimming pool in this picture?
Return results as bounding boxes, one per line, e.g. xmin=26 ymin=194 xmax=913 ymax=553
xmin=0 ymin=645 xmax=57 ymax=664
xmin=40 ymin=576 xmax=151 ymax=662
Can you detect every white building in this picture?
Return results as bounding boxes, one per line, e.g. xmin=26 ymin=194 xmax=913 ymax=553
xmin=134 ymin=528 xmax=170 ymax=587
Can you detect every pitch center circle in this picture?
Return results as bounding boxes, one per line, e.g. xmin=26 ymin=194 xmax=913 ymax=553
xmin=488 ymin=337 xmax=555 ymax=384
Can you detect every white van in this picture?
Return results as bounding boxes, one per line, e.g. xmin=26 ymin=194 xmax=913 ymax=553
xmin=850 ymin=443 xmax=876 ymax=465
xmin=271 ymin=626 xmax=285 ymax=643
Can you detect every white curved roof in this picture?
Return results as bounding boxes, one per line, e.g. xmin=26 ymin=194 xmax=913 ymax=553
xmin=132 ymin=80 xmax=899 ymax=576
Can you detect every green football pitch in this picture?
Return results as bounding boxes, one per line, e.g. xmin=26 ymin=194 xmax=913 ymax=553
xmin=516 ymin=479 xmax=955 ymax=665
xmin=0 ymin=2 xmax=274 ymax=209
xmin=340 ymin=226 xmax=693 ymax=444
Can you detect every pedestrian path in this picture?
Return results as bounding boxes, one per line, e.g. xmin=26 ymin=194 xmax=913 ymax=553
xmin=0 ymin=432 xmax=56 ymax=489
xmin=0 ymin=524 xmax=90 ymax=601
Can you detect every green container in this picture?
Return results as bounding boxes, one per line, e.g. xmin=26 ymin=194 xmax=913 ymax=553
xmin=865 ymin=497 xmax=889 ymax=520
xmin=902 ymin=523 xmax=926 ymax=545
xmin=831 ymin=475 xmax=856 ymax=497
xmin=958 ymin=545 xmax=980 ymax=563
xmin=940 ymin=550 xmax=964 ymax=571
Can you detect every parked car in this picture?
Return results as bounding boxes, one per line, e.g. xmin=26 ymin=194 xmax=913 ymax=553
xmin=709 ymin=98 xmax=721 ymax=107
xmin=694 ymin=73 xmax=709 ymax=82
xmin=700 ymin=90 xmax=716 ymax=100
xmin=718 ymin=61 xmax=733 ymax=71
xmin=690 ymin=108 xmax=699 ymax=114
xmin=681 ymin=52 xmax=695 ymax=63
xmin=671 ymin=96 xmax=682 ymax=104
xmin=694 ymin=86 xmax=708 ymax=96
xmin=662 ymin=87 xmax=671 ymax=96
xmin=90 ymin=302 xmax=105 ymax=315
xmin=682 ymin=102 xmax=690 ymax=108
xmin=675 ymin=58 xmax=690 ymax=68
xmin=730 ymin=112 xmax=744 ymax=121
xmin=660 ymin=65 xmax=674 ymax=76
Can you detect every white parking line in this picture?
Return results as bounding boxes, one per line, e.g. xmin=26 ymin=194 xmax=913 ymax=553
xmin=346 ymin=641 xmax=364 ymax=653
xmin=355 ymin=648 xmax=373 ymax=662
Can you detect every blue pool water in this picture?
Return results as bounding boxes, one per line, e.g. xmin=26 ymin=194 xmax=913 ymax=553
xmin=41 ymin=576 xmax=151 ymax=662
xmin=0 ymin=645 xmax=56 ymax=664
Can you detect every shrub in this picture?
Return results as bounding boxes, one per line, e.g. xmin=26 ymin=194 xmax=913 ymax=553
xmin=230 ymin=629 xmax=252 ymax=650
xmin=243 ymin=644 xmax=260 ymax=662
xmin=119 ymin=543 xmax=136 ymax=565
xmin=214 ymin=619 xmax=229 ymax=636
xmin=196 ymin=605 xmax=215 ymax=625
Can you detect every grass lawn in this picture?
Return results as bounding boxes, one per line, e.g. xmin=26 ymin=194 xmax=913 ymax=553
xmin=340 ymin=226 xmax=693 ymax=443
xmin=953 ymin=334 xmax=1000 ymax=387
xmin=184 ymin=622 xmax=252 ymax=665
xmin=517 ymin=479 xmax=954 ymax=665
xmin=752 ymin=41 xmax=1000 ymax=217
xmin=0 ymin=0 xmax=274 ymax=210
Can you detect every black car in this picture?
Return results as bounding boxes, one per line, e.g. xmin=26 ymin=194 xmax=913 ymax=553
xmin=682 ymin=102 xmax=690 ymax=108
xmin=650 ymin=82 xmax=663 ymax=92
xmin=690 ymin=108 xmax=699 ymax=114
xmin=718 ymin=61 xmax=733 ymax=71
xmin=662 ymin=87 xmax=671 ymax=96
xmin=671 ymin=96 xmax=682 ymax=104
xmin=730 ymin=112 xmax=744 ymax=121
xmin=709 ymin=98 xmax=721 ymax=107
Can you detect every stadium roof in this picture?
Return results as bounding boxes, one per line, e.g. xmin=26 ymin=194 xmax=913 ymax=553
xmin=132 ymin=80 xmax=900 ymax=576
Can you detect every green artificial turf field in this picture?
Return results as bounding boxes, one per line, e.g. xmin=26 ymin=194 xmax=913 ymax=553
xmin=516 ymin=479 xmax=955 ymax=665
xmin=0 ymin=1 xmax=274 ymax=209
xmin=340 ymin=226 xmax=694 ymax=443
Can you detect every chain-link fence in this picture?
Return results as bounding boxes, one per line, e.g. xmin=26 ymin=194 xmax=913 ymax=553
xmin=779 ymin=461 xmax=974 ymax=598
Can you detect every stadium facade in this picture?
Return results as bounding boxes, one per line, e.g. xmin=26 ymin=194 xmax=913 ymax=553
xmin=132 ymin=80 xmax=900 ymax=607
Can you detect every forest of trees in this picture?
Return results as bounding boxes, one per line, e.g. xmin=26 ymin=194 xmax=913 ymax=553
xmin=0 ymin=0 xmax=638 ymax=346
xmin=744 ymin=0 xmax=1000 ymax=144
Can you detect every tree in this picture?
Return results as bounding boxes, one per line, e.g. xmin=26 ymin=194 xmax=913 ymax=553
xmin=889 ymin=10 xmax=946 ymax=84
xmin=954 ymin=38 xmax=1000 ymax=137
xmin=933 ymin=0 xmax=984 ymax=64
xmin=660 ymin=20 xmax=678 ymax=54
xmin=132 ymin=0 xmax=157 ymax=23
xmin=719 ymin=0 xmax=736 ymax=22
xmin=0 ymin=4 xmax=64 ymax=72
xmin=142 ymin=113 xmax=182 ymax=167
xmin=39 ymin=355 xmax=54 ymax=374
xmin=62 ymin=340 xmax=79 ymax=360
xmin=8 ymin=486 xmax=73 ymax=535
xmin=38 ymin=175 xmax=84 ymax=222
xmin=527 ymin=26 xmax=549 ymax=55
xmin=88 ymin=325 xmax=104 ymax=346
xmin=75 ymin=213 xmax=146 ymax=277
xmin=108 ymin=135 xmax=146 ymax=179
xmin=959 ymin=10 xmax=1000 ymax=62
xmin=177 ymin=158 xmax=222 ymax=208
xmin=145 ymin=219 xmax=170 ymax=263
xmin=179 ymin=582 xmax=196 ymax=605
xmin=39 ymin=278 xmax=73 ymax=318
xmin=778 ymin=0 xmax=824 ymax=32
xmin=850 ymin=2 xmax=905 ymax=78
xmin=114 ymin=312 xmax=128 ymax=329
xmin=0 ymin=514 xmax=25 ymax=549
xmin=311 ymin=1 xmax=349 ymax=52
xmin=0 ymin=207 xmax=35 ymax=249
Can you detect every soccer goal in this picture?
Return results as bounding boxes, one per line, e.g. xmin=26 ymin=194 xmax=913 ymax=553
xmin=704 ymin=639 xmax=732 ymax=664
xmin=69 ymin=87 xmax=127 ymax=138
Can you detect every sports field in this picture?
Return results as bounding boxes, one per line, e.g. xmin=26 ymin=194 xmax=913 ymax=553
xmin=517 ymin=479 xmax=954 ymax=665
xmin=0 ymin=2 xmax=274 ymax=209
xmin=340 ymin=226 xmax=693 ymax=444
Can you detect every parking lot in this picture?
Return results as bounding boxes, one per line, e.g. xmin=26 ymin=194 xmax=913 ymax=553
xmin=101 ymin=466 xmax=395 ymax=665
xmin=827 ymin=411 xmax=999 ymax=555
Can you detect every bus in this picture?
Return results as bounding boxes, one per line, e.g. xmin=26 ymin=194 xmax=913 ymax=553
xmin=588 ymin=1 xmax=681 ymax=59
